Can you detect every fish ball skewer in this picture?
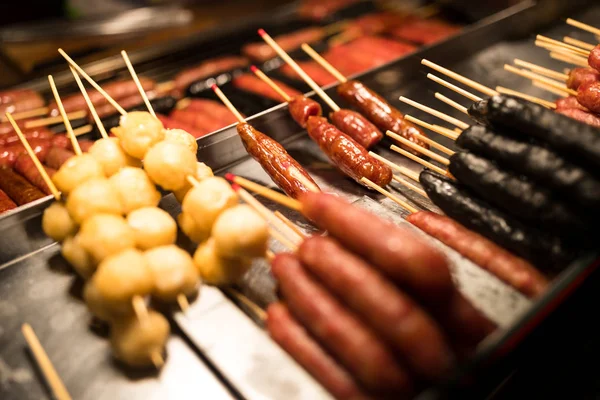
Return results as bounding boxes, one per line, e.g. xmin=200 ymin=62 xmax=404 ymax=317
xmin=163 ymin=128 xmax=198 ymax=154
xmin=173 ymin=162 xmax=214 ymax=203
xmin=88 ymin=137 xmax=140 ymax=177
xmin=212 ymin=204 xmax=269 ymax=259
xmin=145 ymin=245 xmax=200 ymax=303
xmin=127 ymin=207 xmax=177 ymax=250
xmin=78 ymin=214 xmax=136 ymax=265
xmin=42 ymin=202 xmax=77 ymax=242
xmin=52 ymin=154 xmax=104 ymax=195
xmin=62 ymin=235 xmax=95 ymax=279
xmin=182 ymin=177 xmax=238 ymax=236
xmin=193 ymin=238 xmax=251 ymax=286
xmin=144 ymin=141 xmax=196 ymax=191
xmin=66 ymin=178 xmax=123 ymax=224
xmin=109 ymin=167 xmax=160 ymax=214
xmin=116 ymin=111 xmax=165 ymax=159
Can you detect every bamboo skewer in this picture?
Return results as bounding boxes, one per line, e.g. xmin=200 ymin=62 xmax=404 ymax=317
xmin=422 ymin=60 xmax=498 ymax=97
xmin=360 ymin=177 xmax=419 ymax=214
xmin=495 ymin=86 xmax=558 ymax=109
xmin=404 ymin=115 xmax=459 ymax=140
xmin=392 ymin=174 xmax=427 ymax=197
xmin=222 ymin=287 xmax=267 ymax=323
xmin=274 ymin=211 xmax=307 ymax=239
xmin=250 ymin=66 xmax=292 ymax=102
xmin=369 ymin=151 xmax=420 ymax=182
xmin=387 ymin=129 xmax=454 ymax=157
xmin=21 ymin=323 xmax=72 ymax=400
xmin=132 ymin=295 xmax=150 ymax=325
xmin=7 ymin=113 xmax=60 ymax=200
xmin=225 ymin=173 xmax=302 ymax=212
xmin=48 ymin=75 xmax=81 ymax=156
xmin=566 ymin=18 xmax=600 ymax=37
xmin=390 ymin=144 xmax=448 ymax=176
xmin=259 ymin=29 xmax=341 ymax=112
xmin=23 ymin=110 xmax=87 ymax=129
xmin=513 ymin=59 xmax=569 ymax=81
xmin=563 ymin=36 xmax=595 ymax=51
xmin=269 ymin=227 xmax=298 ymax=251
xmin=435 ymin=93 xmax=469 ymax=115
xmin=121 ymin=50 xmax=156 ymax=118
xmin=388 ymin=130 xmax=450 ymax=165
xmin=0 ymin=107 xmax=50 ymax=123
xmin=503 ymin=65 xmax=577 ymax=96
xmin=399 ymin=96 xmax=469 ymax=129
xmin=73 ymin=125 xmax=93 ymax=137
xmin=536 ymin=35 xmax=590 ymax=56
xmin=69 ymin=66 xmax=109 ymax=139
xmin=549 ymin=51 xmax=589 ymax=67
xmin=533 ymin=81 xmax=570 ymax=97
xmin=427 ymin=74 xmax=483 ymax=102
xmin=211 ymin=84 xmax=246 ymax=123
xmin=150 ymin=352 xmax=165 ymax=369
xmin=536 ymin=40 xmax=586 ymax=58
xmin=177 ymin=294 xmax=190 ymax=314
xmin=301 ymin=43 xmax=348 ymax=83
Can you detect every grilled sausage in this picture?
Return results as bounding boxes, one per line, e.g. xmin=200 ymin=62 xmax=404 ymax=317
xmin=45 ymin=147 xmax=75 ymax=169
xmin=0 ymin=188 xmax=17 ymax=213
xmin=51 ymin=134 xmax=70 ymax=149
xmin=336 ymin=80 xmax=429 ymax=153
xmin=0 ymin=89 xmax=40 ymax=105
xmin=280 ymin=62 xmax=337 ymax=86
xmin=419 ymin=169 xmax=577 ymax=272
xmin=232 ymin=74 xmax=301 ymax=102
xmin=588 ymin=44 xmax=600 ymax=72
xmin=0 ymin=91 xmax=45 ymax=116
xmin=555 ymin=96 xmax=588 ymax=111
xmin=566 ymin=67 xmax=600 ymax=90
xmin=389 ymin=18 xmax=461 ymax=45
xmin=237 ymin=122 xmax=320 ymax=198
xmin=449 ymin=151 xmax=588 ymax=232
xmin=345 ymin=36 xmax=416 ymax=64
xmin=406 ymin=211 xmax=548 ymax=298
xmin=266 ymin=303 xmax=370 ymax=400
xmin=182 ymin=98 xmax=240 ymax=125
xmin=14 ymin=154 xmax=56 ymax=195
xmin=306 ymin=116 xmax=392 ymax=187
xmin=156 ymin=114 xmax=206 ymax=139
xmin=174 ymin=56 xmax=249 ymax=91
xmin=329 ymin=109 xmax=383 ymax=149
xmin=243 ymin=27 xmax=325 ymax=62
xmin=456 ymin=125 xmax=600 ymax=209
xmin=170 ymin=109 xmax=230 ymax=136
xmin=297 ymin=0 xmax=362 ymax=21
xmin=0 ymin=127 xmax=53 ymax=146
xmin=0 ymin=167 xmax=46 ymax=205
xmin=0 ymin=139 xmax=51 ymax=168
xmin=288 ymin=96 xmax=322 ymax=128
xmin=556 ymin=107 xmax=600 ymax=128
xmin=576 ymin=81 xmax=600 ymax=114
xmin=271 ymin=253 xmax=414 ymax=396
xmin=298 ymin=236 xmax=455 ymax=381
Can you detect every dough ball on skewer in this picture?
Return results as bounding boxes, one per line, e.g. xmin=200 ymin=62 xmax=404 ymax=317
xmin=193 ymin=238 xmax=251 ymax=286
xmin=109 ymin=167 xmax=160 ymax=214
xmin=62 ymin=234 xmax=95 ymax=279
xmin=110 ymin=310 xmax=170 ymax=368
xmin=144 ymin=141 xmax=196 ymax=191
xmin=144 ymin=245 xmax=200 ymax=303
xmin=52 ymin=154 xmax=104 ymax=195
xmin=79 ymin=214 xmax=136 ymax=265
xmin=66 ymin=178 xmax=123 ymax=224
xmin=91 ymin=249 xmax=154 ymax=316
xmin=163 ymin=128 xmax=198 ymax=154
xmin=173 ymin=162 xmax=214 ymax=203
xmin=182 ymin=177 xmax=238 ymax=236
xmin=116 ymin=111 xmax=165 ymax=159
xmin=127 ymin=207 xmax=177 ymax=250
xmin=42 ymin=202 xmax=77 ymax=242
xmin=213 ymin=204 xmax=269 ymax=259
xmin=177 ymin=212 xmax=210 ymax=244
xmin=88 ymin=137 xmax=141 ymax=177
xmin=84 ymin=280 xmax=115 ymax=323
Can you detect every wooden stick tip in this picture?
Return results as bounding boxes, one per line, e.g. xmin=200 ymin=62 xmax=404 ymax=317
xmin=231 ymin=183 xmax=241 ymax=192
xmin=258 ymin=28 xmax=266 ymax=36
xmin=210 ymin=83 xmax=218 ymax=91
xmin=224 ymin=172 xmax=236 ymax=182
xmin=250 ymin=65 xmax=259 ymax=73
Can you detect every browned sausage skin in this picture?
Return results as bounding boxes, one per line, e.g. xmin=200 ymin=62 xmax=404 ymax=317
xmin=0 ymin=167 xmax=46 ymax=205
xmin=329 ymin=109 xmax=383 ymax=149
xmin=588 ymin=45 xmax=600 ymax=73
xmin=237 ymin=123 xmax=320 ymax=198
xmin=14 ymin=154 xmax=56 ymax=195
xmin=271 ymin=253 xmax=414 ymax=396
xmin=566 ymin=67 xmax=600 ymax=90
xmin=288 ymin=96 xmax=322 ymax=128
xmin=577 ymin=81 xmax=600 ymax=114
xmin=0 ymin=188 xmax=17 ymax=213
xmin=266 ymin=303 xmax=371 ymax=400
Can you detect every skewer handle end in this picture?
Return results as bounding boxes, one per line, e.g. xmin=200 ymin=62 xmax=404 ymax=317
xmin=258 ymin=28 xmax=266 ymax=37
xmin=250 ymin=65 xmax=259 ymax=73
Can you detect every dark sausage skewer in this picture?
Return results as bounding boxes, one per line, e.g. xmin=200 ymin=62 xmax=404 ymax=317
xmin=0 ymin=167 xmax=46 ymax=205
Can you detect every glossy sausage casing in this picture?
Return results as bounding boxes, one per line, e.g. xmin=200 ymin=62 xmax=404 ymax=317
xmin=577 ymin=81 xmax=600 ymax=114
xmin=588 ymin=45 xmax=600 ymax=72
xmin=336 ymin=80 xmax=429 ymax=152
xmin=0 ymin=167 xmax=46 ymax=205
xmin=0 ymin=188 xmax=16 ymax=214
xmin=567 ymin=67 xmax=600 ymax=90
xmin=306 ymin=116 xmax=392 ymax=187
xmin=329 ymin=109 xmax=383 ymax=149
xmin=288 ymin=96 xmax=322 ymax=128
xmin=237 ymin=123 xmax=320 ymax=198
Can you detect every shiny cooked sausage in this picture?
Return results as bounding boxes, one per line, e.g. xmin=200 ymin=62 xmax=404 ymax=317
xmin=232 ymin=74 xmax=301 ymax=102
xmin=556 ymin=107 xmax=600 ymax=128
xmin=305 ymin=116 xmax=392 ymax=187
xmin=288 ymin=96 xmax=322 ymax=128
xmin=0 ymin=127 xmax=53 ymax=146
xmin=566 ymin=67 xmax=600 ymax=90
xmin=0 ymin=91 xmax=45 ymax=116
xmin=45 ymin=147 xmax=75 ymax=170
xmin=0 ymin=139 xmax=51 ymax=168
xmin=0 ymin=167 xmax=46 ymax=205
xmin=0 ymin=188 xmax=17 ymax=213
xmin=555 ymin=96 xmax=588 ymax=111
xmin=329 ymin=109 xmax=383 ymax=149
xmin=576 ymin=81 xmax=600 ymax=114
xmin=13 ymin=154 xmax=56 ymax=195
xmin=588 ymin=45 xmax=600 ymax=72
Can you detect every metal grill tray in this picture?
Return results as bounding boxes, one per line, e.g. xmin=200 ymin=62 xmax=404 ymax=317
xmin=1 ymin=1 xmax=600 ymax=399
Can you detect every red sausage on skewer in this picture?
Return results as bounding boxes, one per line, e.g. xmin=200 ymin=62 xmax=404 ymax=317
xmin=0 ymin=188 xmax=17 ymax=214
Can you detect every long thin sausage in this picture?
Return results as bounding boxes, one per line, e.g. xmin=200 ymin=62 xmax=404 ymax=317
xmin=0 ymin=188 xmax=17 ymax=213
xmin=0 ymin=167 xmax=46 ymax=205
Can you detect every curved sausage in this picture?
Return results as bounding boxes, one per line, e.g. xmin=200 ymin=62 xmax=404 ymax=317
xmin=288 ymin=96 xmax=322 ymax=128
xmin=232 ymin=74 xmax=301 ymax=102
xmin=0 ymin=188 xmax=17 ymax=213
xmin=0 ymin=167 xmax=46 ymax=205
xmin=0 ymin=139 xmax=51 ymax=168
xmin=576 ymin=81 xmax=600 ymax=114
xmin=271 ymin=253 xmax=414 ymax=396
xmin=566 ymin=67 xmax=600 ymax=90
xmin=407 ymin=211 xmax=548 ymax=298
xmin=555 ymin=96 xmax=588 ymax=111
xmin=14 ymin=154 xmax=56 ymax=195
xmin=556 ymin=106 xmax=600 ymax=128
xmin=588 ymin=44 xmax=600 ymax=72
xmin=329 ymin=109 xmax=383 ymax=149
xmin=237 ymin=122 xmax=320 ymax=198
xmin=305 ymin=116 xmax=392 ymax=187
xmin=336 ymin=80 xmax=429 ymax=154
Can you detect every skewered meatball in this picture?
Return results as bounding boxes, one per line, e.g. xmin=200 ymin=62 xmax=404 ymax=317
xmin=110 ymin=310 xmax=170 ymax=368
xmin=109 ymin=167 xmax=160 ymax=214
xmin=88 ymin=137 xmax=141 ymax=177
xmin=182 ymin=177 xmax=238 ymax=236
xmin=92 ymin=249 xmax=154 ymax=315
xmin=144 ymin=245 xmax=199 ymax=302
xmin=127 ymin=207 xmax=177 ymax=250
xmin=42 ymin=202 xmax=77 ymax=242
xmin=62 ymin=234 xmax=95 ymax=279
xmin=144 ymin=141 xmax=197 ymax=191
xmin=173 ymin=162 xmax=214 ymax=203
xmin=52 ymin=154 xmax=104 ymax=195
xmin=78 ymin=214 xmax=136 ymax=264
xmin=117 ymin=111 xmax=165 ymax=159
xmin=66 ymin=178 xmax=123 ymax=224
xmin=177 ymin=212 xmax=210 ymax=243
xmin=163 ymin=128 xmax=198 ymax=154
xmin=213 ymin=204 xmax=269 ymax=259
xmin=193 ymin=238 xmax=251 ymax=286
xmin=84 ymin=280 xmax=116 ymax=322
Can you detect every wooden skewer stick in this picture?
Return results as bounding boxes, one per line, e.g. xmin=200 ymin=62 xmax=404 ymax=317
xmin=225 ymin=173 xmax=302 ymax=212
xmin=265 ymin=249 xmax=276 ymax=262
xmin=399 ymin=96 xmax=469 ymax=129
xmin=503 ymin=65 xmax=577 ymax=96
xmin=222 ymin=287 xmax=267 ymax=323
xmin=435 ymin=93 xmax=469 ymax=115
xmin=274 ymin=211 xmax=307 ymax=239
xmin=388 ymin=128 xmax=450 ymax=165
xmin=250 ymin=66 xmax=292 ymax=102
xmin=176 ymin=98 xmax=191 ymax=110
xmin=132 ymin=295 xmax=150 ymax=325
xmin=155 ymin=81 xmax=175 ymax=94
xmin=177 ymin=294 xmax=190 ymax=313
xmin=404 ymin=115 xmax=459 ymax=140
xmin=73 ymin=125 xmax=93 ymax=137
xmin=549 ymin=51 xmax=589 ymax=67
xmin=48 ymin=75 xmax=81 ymax=156
xmin=0 ymin=107 xmax=50 ymax=122
xmin=24 ymin=110 xmax=87 ymax=129
xmin=422 ymin=60 xmax=498 ymax=97
xmin=58 ymin=49 xmax=127 ymax=116
xmin=390 ymin=144 xmax=448 ymax=176
xmin=21 ymin=323 xmax=72 ymax=400
xmin=496 ymin=86 xmax=558 ymax=109
xmin=392 ymin=174 xmax=427 ymax=197
xmin=211 ymin=84 xmax=246 ymax=123
xmin=301 ymin=43 xmax=347 ymax=83
xmin=387 ymin=129 xmax=454 ymax=157
xmin=535 ymin=40 xmax=586 ymax=57
xmin=427 ymin=74 xmax=483 ymax=102
xmin=7 ymin=113 xmax=61 ymax=200
xmin=533 ymin=81 xmax=570 ymax=97
xmin=150 ymin=352 xmax=165 ymax=369
xmin=360 ymin=177 xmax=419 ymax=214
xmin=269 ymin=227 xmax=298 ymax=251
xmin=563 ymin=36 xmax=595 ymax=51
xmin=259 ymin=29 xmax=341 ymax=112
xmin=513 ymin=59 xmax=569 ymax=81
xmin=536 ymin=35 xmax=590 ymax=56
xmin=121 ymin=50 xmax=156 ymax=118
xmin=69 ymin=66 xmax=108 ymax=139
xmin=566 ymin=18 xmax=600 ymax=37
xmin=369 ymin=151 xmax=420 ymax=182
